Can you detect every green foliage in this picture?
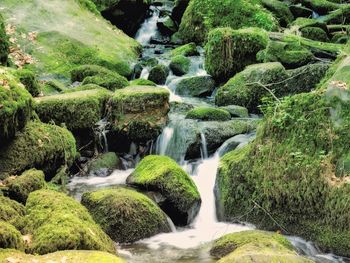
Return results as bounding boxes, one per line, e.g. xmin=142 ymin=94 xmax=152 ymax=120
xmin=205 ymin=27 xmax=269 ymax=81
xmin=0 ymin=196 xmax=25 ymax=229
xmin=0 ymin=68 xmax=33 ymax=142
xmin=0 ymin=221 xmax=24 ymax=250
xmin=148 ymin=65 xmax=169 ymax=85
xmin=186 ymin=107 xmax=231 ymax=121
xmin=128 ymin=155 xmax=200 ymax=214
xmin=0 ymin=13 xmax=9 ymax=65
xmin=169 ymin=55 xmax=190 ymax=76
xmin=81 ymin=187 xmax=171 ymax=243
xmin=5 ymin=169 xmax=46 ymax=204
xmin=129 ymin=79 xmax=157 ymax=86
xmin=35 ymin=89 xmax=111 ymax=130
xmin=15 ymin=69 xmax=41 ymax=97
xmin=178 ymin=0 xmax=278 ymax=43
xmin=0 ymin=121 xmax=76 ymax=180
xmin=24 ymin=190 xmax=115 ymax=255
xmin=171 ymin=43 xmax=198 ymax=57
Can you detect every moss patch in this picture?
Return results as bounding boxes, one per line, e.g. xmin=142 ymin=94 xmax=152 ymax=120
xmin=171 ymin=43 xmax=198 ymax=57
xmin=0 ymin=222 xmax=24 ymax=251
xmin=81 ymin=187 xmax=171 ymax=243
xmin=129 ymin=79 xmax=157 ymax=86
xmin=169 ymin=55 xmax=190 ymax=76
xmin=186 ymin=107 xmax=231 ymax=121
xmin=0 ymin=13 xmax=9 ymax=65
xmin=14 ymin=69 xmax=41 ymax=97
xmin=148 ymin=64 xmax=169 ymax=85
xmin=88 ymin=152 xmax=119 ymax=175
xmin=24 ymin=189 xmax=115 ymax=255
xmin=0 ymin=196 xmax=25 ymax=228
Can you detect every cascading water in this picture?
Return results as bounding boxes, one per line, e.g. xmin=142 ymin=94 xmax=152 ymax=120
xmin=135 ymin=6 xmax=160 ymax=45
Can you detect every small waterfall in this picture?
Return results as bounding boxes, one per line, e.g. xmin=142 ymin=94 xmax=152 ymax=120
xmin=155 ymin=127 xmax=174 ymax=155
xmin=94 ymin=118 xmax=109 ymax=153
xmin=200 ymin=131 xmax=208 ymax=159
xmin=135 ymin=6 xmax=159 ymax=45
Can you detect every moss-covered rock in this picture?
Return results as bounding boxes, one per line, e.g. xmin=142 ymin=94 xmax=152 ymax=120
xmin=205 ymin=27 xmax=269 ymax=81
xmin=300 ymin=27 xmax=329 ymax=42
xmin=0 ymin=249 xmax=125 ymax=263
xmin=219 ymin=105 xmax=249 ymax=118
xmin=148 ymin=64 xmax=169 ymax=85
xmin=14 ymin=69 xmax=41 ymax=97
xmin=324 ymin=5 xmax=350 ymax=24
xmin=259 ymin=0 xmax=294 ymax=27
xmin=127 ymin=155 xmax=201 ymax=226
xmin=24 ymin=189 xmax=115 ymax=255
xmin=157 ymin=16 xmax=177 ymax=36
xmin=178 ymin=0 xmax=277 ymax=43
xmin=129 ymin=78 xmax=157 ymax=86
xmin=81 ymin=187 xmax=171 ymax=243
xmin=35 ymin=89 xmax=111 ymax=130
xmin=216 ymin=44 xmax=350 ymax=257
xmin=4 ymin=169 xmax=46 ymax=204
xmin=88 ymin=152 xmax=119 ymax=176
xmin=0 ymin=14 xmax=9 ymax=65
xmin=0 ymin=221 xmax=24 ymax=250
xmin=108 ymin=86 xmax=170 ymax=142
xmin=0 ymin=196 xmax=25 ymax=228
xmin=212 ymin=231 xmax=314 ymax=263
xmin=215 ymin=62 xmax=289 ymax=113
xmin=171 ymin=43 xmax=198 ymax=57
xmin=292 ymin=0 xmax=340 ymax=15
xmin=176 ymin=75 xmax=215 ymax=97
xmin=0 ymin=67 xmax=33 ymax=143
xmin=186 ymin=107 xmax=231 ymax=121
xmin=0 ymin=121 xmax=76 ymax=180
xmin=169 ymin=55 xmax=190 ymax=76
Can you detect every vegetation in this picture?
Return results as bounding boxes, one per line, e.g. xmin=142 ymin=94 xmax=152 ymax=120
xmin=0 ymin=196 xmax=25 ymax=228
xmin=186 ymin=107 xmax=231 ymax=121
xmin=0 ymin=13 xmax=9 ymax=65
xmin=176 ymin=75 xmax=215 ymax=97
xmin=171 ymin=43 xmax=198 ymax=57
xmin=148 ymin=64 xmax=169 ymax=85
xmin=169 ymin=55 xmax=190 ymax=76
xmin=0 ymin=221 xmax=24 ymax=250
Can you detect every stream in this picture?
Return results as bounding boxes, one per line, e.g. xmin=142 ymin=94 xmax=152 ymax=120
xmin=68 ymin=1 xmax=349 ymax=262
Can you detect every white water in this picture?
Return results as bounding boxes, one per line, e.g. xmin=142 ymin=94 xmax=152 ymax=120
xmin=135 ymin=6 xmax=159 ymax=45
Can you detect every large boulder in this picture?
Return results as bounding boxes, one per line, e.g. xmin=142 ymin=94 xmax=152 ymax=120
xmin=0 ymin=121 xmax=76 ymax=180
xmin=0 ymin=67 xmax=33 ymax=143
xmin=127 ymin=155 xmax=201 ymax=226
xmin=0 ymin=221 xmax=24 ymax=250
xmin=148 ymin=64 xmax=170 ymax=85
xmin=0 ymin=250 xmax=125 ymax=263
xmin=4 ymin=169 xmax=46 ymax=204
xmin=0 ymin=14 xmax=9 ymax=65
xmin=178 ymin=0 xmax=277 ymax=43
xmin=108 ymin=86 xmax=170 ymax=142
xmin=205 ymin=27 xmax=269 ymax=81
xmin=23 ymin=190 xmax=115 ymax=255
xmin=175 ymin=75 xmax=215 ymax=97
xmin=211 ymin=230 xmax=313 ymax=263
xmin=35 ymin=88 xmax=112 ymax=130
xmin=81 ymin=187 xmax=171 ymax=243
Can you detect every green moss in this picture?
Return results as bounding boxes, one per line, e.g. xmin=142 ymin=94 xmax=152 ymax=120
xmin=291 ymin=17 xmax=328 ymax=32
xmin=300 ymin=27 xmax=329 ymax=42
xmin=210 ymin=230 xmax=294 ymax=259
xmin=169 ymin=55 xmax=190 ymax=76
xmin=14 ymin=69 xmax=41 ymax=97
xmin=148 ymin=64 xmax=169 ymax=85
xmin=35 ymin=89 xmax=111 ymax=130
xmin=129 ymin=79 xmax=157 ymax=86
xmin=324 ymin=4 xmax=350 ymax=24
xmin=0 ymin=196 xmax=25 ymax=228
xmin=215 ymin=62 xmax=289 ymax=112
xmin=108 ymin=86 xmax=170 ymax=142
xmin=171 ymin=43 xmax=198 ymax=57
xmin=219 ymin=105 xmax=249 ymax=118
xmin=0 ymin=249 xmax=126 ymax=263
xmin=205 ymin=27 xmax=269 ymax=81
xmin=0 ymin=67 xmax=33 ymax=142
xmin=127 ymin=155 xmax=200 ymax=222
xmin=88 ymin=152 xmax=119 ymax=174
xmin=0 ymin=121 xmax=76 ymax=180
xmin=71 ymin=64 xmax=112 ymax=82
xmin=259 ymin=0 xmax=294 ymax=27
xmin=292 ymin=0 xmax=340 ymax=14
xmin=64 ymin=84 xmax=103 ymax=93
xmin=81 ymin=187 xmax=171 ymax=243
xmin=186 ymin=107 xmax=231 ymax=121
xmin=0 ymin=222 xmax=24 ymax=250
xmin=4 ymin=169 xmax=46 ymax=204
xmin=176 ymin=75 xmax=215 ymax=97
xmin=41 ymin=79 xmax=66 ymax=95
xmin=24 ymin=189 xmax=115 ymax=255
xmin=178 ymin=0 xmax=278 ymax=43
xmin=0 ymin=13 xmax=9 ymax=65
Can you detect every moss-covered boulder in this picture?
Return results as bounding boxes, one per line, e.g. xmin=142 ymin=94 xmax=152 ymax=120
xmin=88 ymin=152 xmax=119 ymax=177
xmin=0 ymin=121 xmax=76 ymax=180
xmin=186 ymin=107 xmax=231 ymax=121
xmin=0 ymin=221 xmax=24 ymax=250
xmin=211 ymin=231 xmax=313 ymax=263
xmin=169 ymin=55 xmax=190 ymax=76
xmin=175 ymin=75 xmax=215 ymax=97
xmin=171 ymin=43 xmax=198 ymax=57
xmin=216 ymin=44 xmax=350 ymax=257
xmin=35 ymin=89 xmax=111 ymax=130
xmin=219 ymin=105 xmax=249 ymax=118
xmin=4 ymin=169 xmax=46 ymax=204
xmin=108 ymin=86 xmax=170 ymax=142
xmin=0 ymin=14 xmax=9 ymax=65
xmin=148 ymin=64 xmax=169 ymax=85
xmin=14 ymin=69 xmax=41 ymax=97
xmin=260 ymin=0 xmax=294 ymax=27
xmin=300 ymin=27 xmax=329 ymax=42
xmin=215 ymin=62 xmax=289 ymax=113
xmin=0 ymin=67 xmax=33 ymax=143
xmin=178 ymin=0 xmax=277 ymax=43
xmin=24 ymin=189 xmax=115 ymax=255
xmin=129 ymin=78 xmax=157 ymax=86
xmin=292 ymin=0 xmax=340 ymax=15
xmin=127 ymin=155 xmax=201 ymax=226
xmin=0 ymin=249 xmax=125 ymax=263
xmin=205 ymin=27 xmax=269 ymax=81
xmin=0 ymin=196 xmax=25 ymax=228
xmin=81 ymin=187 xmax=171 ymax=243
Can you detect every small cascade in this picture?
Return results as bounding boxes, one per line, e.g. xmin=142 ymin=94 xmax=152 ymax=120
xmin=155 ymin=126 xmax=174 ymax=155
xmin=135 ymin=6 xmax=160 ymax=45
xmin=200 ymin=131 xmax=208 ymax=159
xmin=94 ymin=118 xmax=109 ymax=153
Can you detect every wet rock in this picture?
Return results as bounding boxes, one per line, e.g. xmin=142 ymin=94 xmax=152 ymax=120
xmin=87 ymin=152 xmax=120 ymax=177
xmin=169 ymin=55 xmax=190 ymax=76
xmin=81 ymin=187 xmax=171 ymax=243
xmin=186 ymin=107 xmax=231 ymax=121
xmin=171 ymin=43 xmax=199 ymax=57
xmin=172 ymin=0 xmax=190 ymax=24
xmin=127 ymin=155 xmax=201 ymax=226
xmin=157 ymin=16 xmax=177 ymax=36
xmin=289 ymin=5 xmax=313 ymax=18
xmin=148 ymin=64 xmax=170 ymax=84
xmin=176 ymin=75 xmax=215 ymax=97
xmin=219 ymin=105 xmax=249 ymax=118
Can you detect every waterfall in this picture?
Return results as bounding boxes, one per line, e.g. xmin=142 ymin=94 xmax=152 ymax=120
xmin=200 ymin=131 xmax=208 ymax=159
xmin=135 ymin=6 xmax=159 ymax=45
xmin=94 ymin=118 xmax=109 ymax=153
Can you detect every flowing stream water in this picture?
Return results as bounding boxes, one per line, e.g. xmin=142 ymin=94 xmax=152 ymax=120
xmin=68 ymin=2 xmax=349 ymax=262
